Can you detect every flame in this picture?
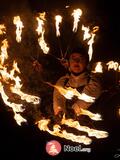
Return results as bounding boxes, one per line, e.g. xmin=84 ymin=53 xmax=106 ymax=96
xmin=61 ymin=115 xmax=108 ymax=139
xmin=80 ymin=108 xmax=102 ymax=121
xmin=118 ymin=108 xmax=120 ymax=116
xmin=37 ymin=110 xmax=108 ymax=144
xmin=119 ymin=65 xmax=120 ymax=72
xmin=92 ymin=62 xmax=103 ymax=73
xmin=82 ymin=25 xmax=91 ymax=40
xmin=78 ymin=93 xmax=95 ymax=103
xmin=13 ymin=16 xmax=24 ymax=43
xmin=0 ymin=82 xmax=27 ymax=125
xmin=87 ymin=33 xmax=95 ymax=61
xmin=72 ymin=9 xmax=82 ymax=32
xmin=37 ymin=119 xmax=92 ymax=145
xmin=0 ymin=39 xmax=40 ymax=125
xmin=55 ymin=85 xmax=95 ymax=103
xmin=37 ymin=82 xmax=107 ymax=144
xmin=55 ymin=15 xmax=62 ymax=37
xmin=0 ymin=24 xmax=6 ymax=35
xmin=107 ymin=61 xmax=119 ymax=71
xmin=46 ymin=82 xmax=95 ymax=103
xmin=82 ymin=25 xmax=99 ymax=61
xmin=0 ymin=39 xmax=8 ymax=65
xmin=36 ymin=12 xmax=49 ymax=54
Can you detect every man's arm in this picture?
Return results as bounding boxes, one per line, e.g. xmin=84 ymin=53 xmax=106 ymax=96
xmin=72 ymin=74 xmax=103 ymax=115
xmin=53 ymin=76 xmax=68 ymax=115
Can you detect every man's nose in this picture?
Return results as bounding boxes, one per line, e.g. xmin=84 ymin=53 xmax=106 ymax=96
xmin=74 ymin=59 xmax=80 ymax=63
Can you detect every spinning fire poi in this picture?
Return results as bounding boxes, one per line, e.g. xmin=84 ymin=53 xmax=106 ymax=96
xmin=0 ymin=7 xmax=112 ymax=145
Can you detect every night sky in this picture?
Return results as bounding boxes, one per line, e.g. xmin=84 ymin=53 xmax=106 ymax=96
xmin=0 ymin=0 xmax=120 ymax=61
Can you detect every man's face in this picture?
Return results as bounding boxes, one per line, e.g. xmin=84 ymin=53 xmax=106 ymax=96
xmin=69 ymin=53 xmax=87 ymax=74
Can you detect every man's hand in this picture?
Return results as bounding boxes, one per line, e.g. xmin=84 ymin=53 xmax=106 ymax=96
xmin=72 ymin=103 xmax=81 ymax=116
xmin=54 ymin=106 xmax=63 ymax=116
xmin=32 ymin=60 xmax=43 ymax=72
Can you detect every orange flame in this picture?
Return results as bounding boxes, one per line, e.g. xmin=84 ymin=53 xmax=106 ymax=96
xmin=118 ymin=65 xmax=120 ymax=72
xmin=0 ymin=82 xmax=27 ymax=125
xmin=107 ymin=61 xmax=119 ymax=71
xmin=13 ymin=16 xmax=24 ymax=43
xmin=36 ymin=12 xmax=49 ymax=54
xmin=0 ymin=39 xmax=40 ymax=125
xmin=82 ymin=25 xmax=91 ymax=40
xmin=46 ymin=82 xmax=95 ymax=103
xmin=37 ymin=119 xmax=92 ymax=145
xmin=61 ymin=115 xmax=108 ymax=138
xmin=80 ymin=108 xmax=102 ymax=121
xmin=92 ymin=62 xmax=103 ymax=73
xmin=72 ymin=9 xmax=82 ymax=32
xmin=0 ymin=39 xmax=8 ymax=65
xmin=37 ymin=111 xmax=108 ymax=145
xmin=0 ymin=24 xmax=6 ymax=35
xmin=55 ymin=15 xmax=62 ymax=37
xmin=82 ymin=25 xmax=99 ymax=61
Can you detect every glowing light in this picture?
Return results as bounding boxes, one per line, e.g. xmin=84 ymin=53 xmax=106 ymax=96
xmin=0 ymin=39 xmax=40 ymax=125
xmin=55 ymin=15 xmax=62 ymax=37
xmin=82 ymin=25 xmax=99 ymax=61
xmin=107 ymin=61 xmax=119 ymax=71
xmin=0 ymin=39 xmax=8 ymax=65
xmin=37 ymin=119 xmax=92 ymax=145
xmin=36 ymin=12 xmax=49 ymax=54
xmin=0 ymin=24 xmax=6 ymax=35
xmin=82 ymin=25 xmax=91 ymax=40
xmin=72 ymin=9 xmax=82 ymax=32
xmin=92 ymin=62 xmax=103 ymax=73
xmin=13 ymin=16 xmax=24 ymax=43
xmin=61 ymin=115 xmax=108 ymax=138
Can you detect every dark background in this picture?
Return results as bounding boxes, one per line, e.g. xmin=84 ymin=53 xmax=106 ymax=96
xmin=0 ymin=1 xmax=120 ymax=160
xmin=0 ymin=0 xmax=120 ymax=61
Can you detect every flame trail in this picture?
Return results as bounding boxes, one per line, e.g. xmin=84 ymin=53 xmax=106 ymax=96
xmin=107 ymin=61 xmax=119 ymax=71
xmin=37 ymin=119 xmax=92 ymax=145
xmin=118 ymin=65 xmax=120 ymax=72
xmin=46 ymin=82 xmax=95 ymax=103
xmin=55 ymin=15 xmax=64 ymax=59
xmin=72 ymin=9 xmax=82 ymax=32
xmin=87 ymin=33 xmax=95 ymax=61
xmin=80 ymin=108 xmax=102 ymax=121
xmin=82 ymin=25 xmax=99 ymax=61
xmin=45 ymin=82 xmax=103 ymax=121
xmin=0 ymin=39 xmax=40 ymax=125
xmin=36 ymin=12 xmax=49 ymax=54
xmin=82 ymin=25 xmax=91 ymax=40
xmin=0 ymin=39 xmax=8 ymax=65
xmin=0 ymin=82 xmax=27 ymax=125
xmin=61 ymin=115 xmax=108 ymax=138
xmin=13 ymin=16 xmax=24 ymax=43
xmin=0 ymin=24 xmax=6 ymax=35
xmin=55 ymin=15 xmax=62 ymax=37
xmin=37 ymin=111 xmax=108 ymax=144
xmin=92 ymin=62 xmax=103 ymax=73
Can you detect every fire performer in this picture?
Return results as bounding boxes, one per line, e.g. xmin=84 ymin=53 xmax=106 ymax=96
xmin=53 ymin=46 xmax=102 ymax=118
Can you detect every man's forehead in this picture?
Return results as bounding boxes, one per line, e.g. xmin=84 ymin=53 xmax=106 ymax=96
xmin=70 ymin=53 xmax=84 ymax=58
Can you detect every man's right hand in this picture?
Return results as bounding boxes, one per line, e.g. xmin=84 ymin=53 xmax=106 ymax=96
xmin=54 ymin=106 xmax=63 ymax=116
xmin=72 ymin=103 xmax=81 ymax=116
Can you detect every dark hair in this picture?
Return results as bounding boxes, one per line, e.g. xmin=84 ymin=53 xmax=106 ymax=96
xmin=67 ymin=46 xmax=89 ymax=64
